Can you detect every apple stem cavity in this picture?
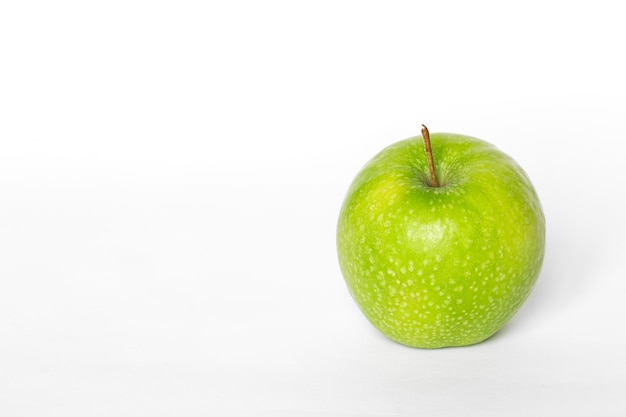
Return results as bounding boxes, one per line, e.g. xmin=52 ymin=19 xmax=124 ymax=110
xmin=421 ymin=124 xmax=439 ymax=187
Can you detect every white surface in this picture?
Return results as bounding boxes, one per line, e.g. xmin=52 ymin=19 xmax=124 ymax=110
xmin=1 ymin=1 xmax=625 ymax=416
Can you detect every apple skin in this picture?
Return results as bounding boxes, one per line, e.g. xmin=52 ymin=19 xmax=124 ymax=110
xmin=337 ymin=133 xmax=545 ymax=348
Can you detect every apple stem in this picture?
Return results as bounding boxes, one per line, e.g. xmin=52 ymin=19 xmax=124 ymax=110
xmin=421 ymin=124 xmax=439 ymax=187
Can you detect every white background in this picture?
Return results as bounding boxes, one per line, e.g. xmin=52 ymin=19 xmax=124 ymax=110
xmin=1 ymin=1 xmax=625 ymax=416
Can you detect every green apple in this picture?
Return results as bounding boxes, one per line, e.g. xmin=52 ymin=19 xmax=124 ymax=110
xmin=337 ymin=127 xmax=545 ymax=348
